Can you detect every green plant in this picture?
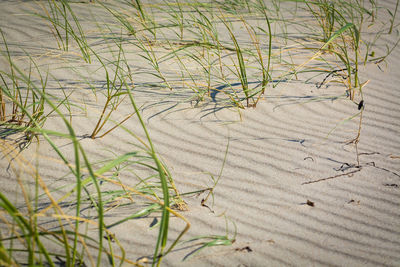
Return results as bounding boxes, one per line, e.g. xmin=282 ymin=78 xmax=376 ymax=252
xmin=182 ymin=215 xmax=236 ymax=261
xmin=1 ymin=21 xmax=189 ymax=265
xmin=88 ymin=37 xmax=135 ymax=139
xmin=201 ymin=137 xmax=229 ymax=207
xmin=388 ymin=0 xmax=399 ymax=34
xmin=220 ymin=15 xmax=251 ymax=108
xmin=37 ymin=0 xmax=91 ymax=62
xmin=163 ymin=0 xmax=185 ymax=40
xmin=305 ymin=0 xmax=336 ymax=46
xmin=287 ymin=0 xmax=369 ymax=100
xmin=255 ymin=0 xmax=272 ymax=97
xmin=0 ymin=30 xmax=51 ymax=143
xmin=0 ymin=56 xmax=188 ymax=266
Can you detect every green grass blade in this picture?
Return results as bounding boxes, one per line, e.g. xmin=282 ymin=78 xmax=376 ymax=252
xmin=221 ymin=16 xmax=250 ymax=107
xmin=125 ymin=85 xmax=170 ymax=267
xmin=321 ymin=22 xmax=354 ymax=50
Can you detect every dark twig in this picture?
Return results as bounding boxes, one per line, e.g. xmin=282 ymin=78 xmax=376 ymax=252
xmin=302 ymin=168 xmax=361 ymax=185
xmin=316 ymin=68 xmax=351 ymax=89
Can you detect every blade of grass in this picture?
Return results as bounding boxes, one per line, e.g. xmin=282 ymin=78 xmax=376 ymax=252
xmin=220 ymin=14 xmax=251 ymax=107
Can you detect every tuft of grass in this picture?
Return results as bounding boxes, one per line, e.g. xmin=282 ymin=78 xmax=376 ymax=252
xmin=220 ymin=14 xmax=251 ymax=108
xmin=37 ymin=0 xmax=91 ymax=62
xmin=305 ymin=0 xmax=336 ymax=46
xmin=182 ymin=215 xmax=236 ymax=261
xmin=0 ymin=30 xmax=52 ymax=143
xmin=88 ymin=35 xmax=134 ymax=139
xmin=0 ymin=58 xmax=189 ymax=266
xmin=1 ymin=23 xmax=187 ymax=267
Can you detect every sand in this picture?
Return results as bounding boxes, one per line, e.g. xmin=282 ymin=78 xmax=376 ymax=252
xmin=1 ymin=0 xmax=399 ymax=266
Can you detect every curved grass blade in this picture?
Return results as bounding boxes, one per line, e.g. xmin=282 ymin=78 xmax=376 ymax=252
xmin=220 ymin=15 xmax=250 ymax=107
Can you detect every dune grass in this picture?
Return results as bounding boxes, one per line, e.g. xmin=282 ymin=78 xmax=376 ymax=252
xmin=1 ymin=0 xmax=399 ymax=266
xmin=0 ymin=46 xmax=189 ymax=265
xmin=96 ymin=0 xmax=394 ymax=109
xmin=1 ymin=11 xmax=187 ymax=266
xmin=388 ymin=0 xmax=399 ymax=34
xmin=38 ymin=0 xmax=91 ymax=63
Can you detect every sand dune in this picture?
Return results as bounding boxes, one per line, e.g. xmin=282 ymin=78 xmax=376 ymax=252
xmin=1 ymin=0 xmax=399 ymax=266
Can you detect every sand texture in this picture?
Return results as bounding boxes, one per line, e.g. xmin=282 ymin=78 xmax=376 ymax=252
xmin=1 ymin=0 xmax=399 ymax=266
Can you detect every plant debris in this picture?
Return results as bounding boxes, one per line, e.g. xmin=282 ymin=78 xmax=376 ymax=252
xmin=235 ymin=246 xmax=253 ymax=252
xmin=347 ymin=199 xmax=360 ymax=204
xmin=358 ymin=100 xmax=364 ymax=110
xmin=306 ymin=200 xmax=315 ymax=207
xmin=384 ymin=183 xmax=399 ymax=188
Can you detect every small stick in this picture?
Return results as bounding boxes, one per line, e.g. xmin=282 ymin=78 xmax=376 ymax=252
xmin=302 ymin=168 xmax=361 ymax=185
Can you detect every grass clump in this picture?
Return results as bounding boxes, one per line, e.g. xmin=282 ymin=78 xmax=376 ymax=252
xmin=0 ymin=52 xmax=189 ymax=265
xmin=0 ymin=30 xmax=50 ymax=144
xmin=38 ymin=0 xmax=91 ymax=62
xmin=0 ymin=11 xmax=188 ymax=266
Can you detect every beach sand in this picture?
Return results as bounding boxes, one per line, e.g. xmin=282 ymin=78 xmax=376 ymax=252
xmin=1 ymin=0 xmax=399 ymax=266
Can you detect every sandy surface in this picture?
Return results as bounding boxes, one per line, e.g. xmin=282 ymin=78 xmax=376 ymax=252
xmin=1 ymin=0 xmax=399 ymax=266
